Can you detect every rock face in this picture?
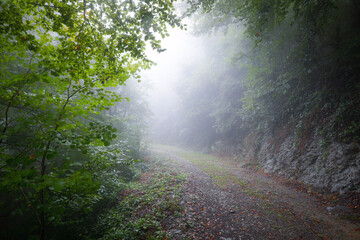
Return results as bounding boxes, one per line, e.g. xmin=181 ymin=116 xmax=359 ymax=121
xmin=239 ymin=134 xmax=360 ymax=194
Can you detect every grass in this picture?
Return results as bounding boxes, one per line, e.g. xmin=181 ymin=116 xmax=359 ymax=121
xmin=154 ymin=144 xmax=234 ymax=186
xmin=152 ymin=144 xmax=267 ymax=199
xmin=100 ymin=154 xmax=186 ymax=240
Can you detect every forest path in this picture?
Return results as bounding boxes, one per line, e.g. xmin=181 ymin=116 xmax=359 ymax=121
xmin=151 ymin=145 xmax=360 ymax=240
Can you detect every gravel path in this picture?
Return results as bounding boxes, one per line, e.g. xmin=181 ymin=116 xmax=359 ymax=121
xmin=152 ymin=146 xmax=360 ymax=240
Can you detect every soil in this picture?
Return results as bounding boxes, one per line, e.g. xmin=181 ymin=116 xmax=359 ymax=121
xmin=151 ymin=146 xmax=360 ymax=240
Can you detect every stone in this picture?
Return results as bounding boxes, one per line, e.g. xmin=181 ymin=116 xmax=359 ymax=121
xmin=254 ymin=134 xmax=360 ymax=194
xmin=171 ymin=229 xmax=182 ymax=234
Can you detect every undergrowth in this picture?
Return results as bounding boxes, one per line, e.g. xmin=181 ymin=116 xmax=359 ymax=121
xmin=97 ymin=156 xmax=186 ymax=240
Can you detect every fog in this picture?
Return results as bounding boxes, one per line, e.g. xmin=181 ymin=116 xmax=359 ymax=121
xmin=141 ymin=21 xmax=245 ymax=150
xmin=2 ymin=1 xmax=358 ymax=238
xmin=142 ymin=26 xmax=207 ymax=144
xmin=138 ymin=0 xmax=359 ymax=154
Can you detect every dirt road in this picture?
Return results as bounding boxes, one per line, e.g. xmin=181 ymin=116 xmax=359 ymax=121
xmin=151 ymin=145 xmax=360 ymax=240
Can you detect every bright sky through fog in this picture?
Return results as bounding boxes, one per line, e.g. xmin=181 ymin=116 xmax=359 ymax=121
xmin=143 ymin=26 xmax=205 ymax=114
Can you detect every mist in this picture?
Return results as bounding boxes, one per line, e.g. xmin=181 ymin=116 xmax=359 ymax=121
xmin=142 ymin=26 xmax=208 ymax=145
xmin=2 ymin=0 xmax=360 ymax=239
xmin=141 ymin=0 xmax=360 ymax=158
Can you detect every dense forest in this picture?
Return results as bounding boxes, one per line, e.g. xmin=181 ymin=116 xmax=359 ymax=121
xmin=1 ymin=0 xmax=360 ymax=239
xmin=0 ymin=0 xmax=181 ymax=238
xmin=152 ymin=0 xmax=360 ymax=193
xmin=157 ymin=0 xmax=360 ymax=149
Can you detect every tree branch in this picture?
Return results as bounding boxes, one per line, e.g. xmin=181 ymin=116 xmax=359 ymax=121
xmin=19 ymin=187 xmax=42 ymax=225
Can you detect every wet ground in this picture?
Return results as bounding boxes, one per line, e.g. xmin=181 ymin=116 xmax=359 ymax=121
xmin=151 ymin=145 xmax=360 ymax=240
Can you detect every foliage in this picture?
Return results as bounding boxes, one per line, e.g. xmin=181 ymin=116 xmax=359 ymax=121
xmin=96 ymin=157 xmax=185 ymax=240
xmin=160 ymin=25 xmax=253 ymax=152
xmin=0 ymin=0 xmax=181 ymax=239
xmin=170 ymin=0 xmax=360 ymax=154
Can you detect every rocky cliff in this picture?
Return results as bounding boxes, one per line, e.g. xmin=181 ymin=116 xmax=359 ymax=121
xmin=239 ymin=132 xmax=360 ymax=194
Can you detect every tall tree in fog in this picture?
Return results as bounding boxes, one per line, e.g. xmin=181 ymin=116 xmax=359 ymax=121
xmin=176 ymin=0 xmax=360 ymax=154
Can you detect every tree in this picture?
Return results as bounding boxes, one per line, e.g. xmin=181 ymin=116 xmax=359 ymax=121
xmin=0 ymin=0 xmax=182 ymax=239
xmin=165 ymin=0 xmax=360 ymax=157
xmin=187 ymin=0 xmax=360 ymax=141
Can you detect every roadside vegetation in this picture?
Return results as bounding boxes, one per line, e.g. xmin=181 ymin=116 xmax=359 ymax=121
xmin=0 ymin=0 xmax=182 ymax=239
xmin=2 ymin=0 xmax=359 ymax=239
xmin=98 ymin=156 xmax=186 ymax=240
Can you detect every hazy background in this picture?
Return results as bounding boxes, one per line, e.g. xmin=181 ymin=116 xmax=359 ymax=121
xmin=142 ymin=25 xmax=206 ymax=143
